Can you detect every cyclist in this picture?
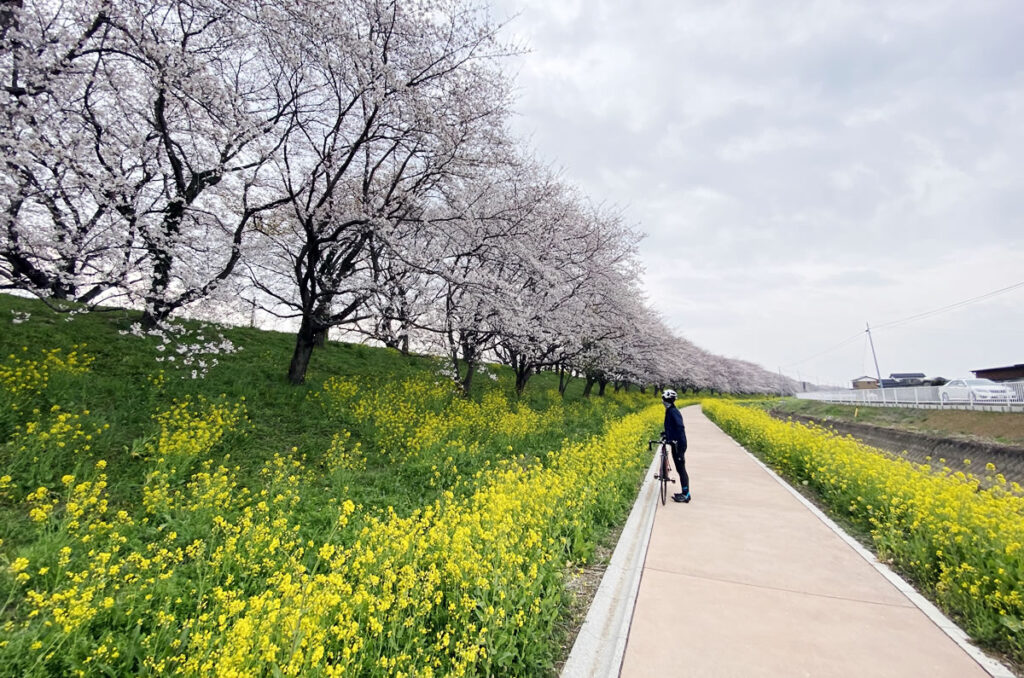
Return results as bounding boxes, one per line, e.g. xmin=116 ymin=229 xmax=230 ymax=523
xmin=662 ymin=389 xmax=690 ymax=503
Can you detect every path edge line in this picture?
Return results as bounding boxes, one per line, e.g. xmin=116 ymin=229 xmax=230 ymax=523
xmin=560 ymin=447 xmax=661 ymax=678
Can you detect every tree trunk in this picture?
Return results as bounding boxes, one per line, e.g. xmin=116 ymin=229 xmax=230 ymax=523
xmin=598 ymin=378 xmax=608 ymax=396
xmin=583 ymin=375 xmax=596 ymax=397
xmin=287 ymin=317 xmax=318 ymax=385
xmin=141 ymin=212 xmax=179 ymax=329
xmin=77 ymin=285 xmax=106 ymax=305
xmin=457 ymin=338 xmax=478 ymax=397
xmin=141 ymin=298 xmax=172 ymax=329
xmin=460 ymin=359 xmax=476 ymax=397
xmin=515 ymin=367 xmax=531 ymax=395
xmin=313 ymin=328 xmax=327 ymax=347
xmin=558 ymin=366 xmax=571 ymax=397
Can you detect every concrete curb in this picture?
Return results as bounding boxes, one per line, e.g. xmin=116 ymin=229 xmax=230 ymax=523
xmin=720 ymin=428 xmax=1016 ymax=678
xmin=560 ymin=448 xmax=661 ymax=678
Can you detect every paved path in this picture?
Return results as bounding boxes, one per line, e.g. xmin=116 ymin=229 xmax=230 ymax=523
xmin=619 ymin=405 xmax=1004 ymax=678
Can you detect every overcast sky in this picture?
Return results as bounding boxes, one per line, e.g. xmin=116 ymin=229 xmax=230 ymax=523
xmin=492 ymin=0 xmax=1024 ymax=387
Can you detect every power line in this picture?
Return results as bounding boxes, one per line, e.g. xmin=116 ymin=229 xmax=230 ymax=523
xmin=873 ymin=278 xmax=1024 ymax=331
xmin=782 ymin=330 xmax=864 ymax=368
xmin=782 ymin=278 xmax=1024 ymax=371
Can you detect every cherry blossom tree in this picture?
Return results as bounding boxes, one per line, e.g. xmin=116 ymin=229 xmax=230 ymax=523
xmin=1 ymin=0 xmax=298 ymax=323
xmin=361 ymin=230 xmax=432 ymax=354
xmin=241 ymin=0 xmax=513 ymax=384
xmin=544 ymin=215 xmax=645 ymax=397
xmin=2 ymin=0 xmax=139 ymax=303
xmin=576 ymin=301 xmax=668 ymax=396
xmin=490 ymin=194 xmax=642 ymax=395
xmin=403 ymin=156 xmax=559 ymax=395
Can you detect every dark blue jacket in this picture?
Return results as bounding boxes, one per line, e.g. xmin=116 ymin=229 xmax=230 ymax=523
xmin=664 ymin=405 xmax=686 ymax=444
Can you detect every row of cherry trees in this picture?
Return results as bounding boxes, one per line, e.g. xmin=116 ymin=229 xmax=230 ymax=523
xmin=1 ymin=0 xmax=796 ymax=394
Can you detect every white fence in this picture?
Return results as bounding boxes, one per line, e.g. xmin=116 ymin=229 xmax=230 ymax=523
xmin=796 ymin=381 xmax=1024 ymax=412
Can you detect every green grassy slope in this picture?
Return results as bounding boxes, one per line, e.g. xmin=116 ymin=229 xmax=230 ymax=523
xmin=0 ymin=292 xmax=650 ymax=529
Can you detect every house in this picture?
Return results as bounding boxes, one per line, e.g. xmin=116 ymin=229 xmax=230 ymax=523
xmin=972 ymin=364 xmax=1024 ymax=382
xmin=851 ymin=376 xmax=879 ymax=390
xmin=888 ymin=372 xmax=926 ymax=387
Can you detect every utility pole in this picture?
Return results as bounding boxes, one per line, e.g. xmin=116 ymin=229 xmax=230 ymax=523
xmin=866 ymin=322 xmax=882 ymax=385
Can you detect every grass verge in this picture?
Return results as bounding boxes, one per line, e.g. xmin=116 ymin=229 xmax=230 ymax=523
xmin=770 ymin=398 xmax=1024 ymax=447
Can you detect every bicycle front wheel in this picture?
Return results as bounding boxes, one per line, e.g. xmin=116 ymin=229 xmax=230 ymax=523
xmin=659 ymin=450 xmax=669 ymax=505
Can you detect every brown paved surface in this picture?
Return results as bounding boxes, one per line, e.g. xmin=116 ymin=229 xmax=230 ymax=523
xmin=619 ymin=405 xmax=994 ymax=678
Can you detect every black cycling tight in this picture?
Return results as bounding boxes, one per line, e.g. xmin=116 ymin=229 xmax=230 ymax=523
xmin=670 ymin=438 xmax=689 ymax=492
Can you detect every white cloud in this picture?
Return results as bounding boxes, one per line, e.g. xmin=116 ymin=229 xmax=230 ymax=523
xmin=718 ymin=127 xmax=826 ymax=162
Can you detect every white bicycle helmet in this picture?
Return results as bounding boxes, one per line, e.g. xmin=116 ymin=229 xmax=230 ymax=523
xmin=661 ymin=389 xmax=677 ymax=401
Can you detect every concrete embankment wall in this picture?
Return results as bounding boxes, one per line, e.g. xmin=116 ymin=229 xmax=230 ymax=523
xmin=771 ymin=412 xmax=1024 ymax=484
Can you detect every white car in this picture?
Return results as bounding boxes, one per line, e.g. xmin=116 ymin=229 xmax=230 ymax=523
xmin=939 ymin=378 xmax=1017 ymax=403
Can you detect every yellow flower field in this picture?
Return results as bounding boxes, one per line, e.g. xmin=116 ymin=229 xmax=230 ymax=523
xmin=0 ymin=346 xmax=660 ymax=676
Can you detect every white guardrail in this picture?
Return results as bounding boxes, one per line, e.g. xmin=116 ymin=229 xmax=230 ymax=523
xmin=796 ymin=381 xmax=1024 ymax=412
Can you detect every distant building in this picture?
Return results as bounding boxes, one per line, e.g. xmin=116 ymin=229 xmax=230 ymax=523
xmin=852 ymin=376 xmax=879 ymax=390
xmin=972 ymin=364 xmax=1024 ymax=382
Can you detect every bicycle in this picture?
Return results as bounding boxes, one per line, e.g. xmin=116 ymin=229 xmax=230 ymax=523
xmin=648 ymin=436 xmax=676 ymax=505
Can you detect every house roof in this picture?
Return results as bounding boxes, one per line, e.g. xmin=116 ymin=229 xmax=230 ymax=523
xmin=890 ymin=372 xmax=926 ymax=379
xmin=972 ymin=364 xmax=1024 ymax=372
xmin=852 ymin=375 xmax=879 ymax=382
